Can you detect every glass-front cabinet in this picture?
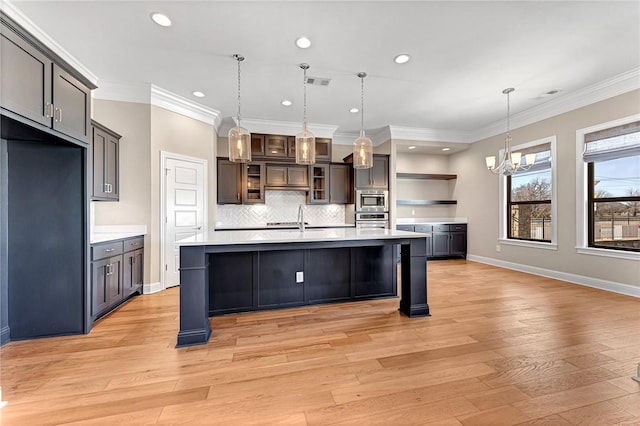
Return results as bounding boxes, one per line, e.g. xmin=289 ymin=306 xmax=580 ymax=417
xmin=243 ymin=162 xmax=265 ymax=204
xmin=309 ymin=164 xmax=329 ymax=204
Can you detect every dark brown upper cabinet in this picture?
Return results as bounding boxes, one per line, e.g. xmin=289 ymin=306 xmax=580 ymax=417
xmin=265 ymin=164 xmax=309 ymax=188
xmin=243 ymin=162 xmax=265 ymax=204
xmin=250 ymin=134 xmax=265 ymax=156
xmin=329 ymin=163 xmax=351 ymax=204
xmin=264 ymin=135 xmax=288 ymax=157
xmin=91 ymin=120 xmax=121 ymax=201
xmin=0 ymin=14 xmax=94 ymax=143
xmin=217 ymin=158 xmax=243 ymax=204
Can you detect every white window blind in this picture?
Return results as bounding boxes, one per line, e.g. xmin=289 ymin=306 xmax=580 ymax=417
xmin=583 ymin=121 xmax=640 ymax=162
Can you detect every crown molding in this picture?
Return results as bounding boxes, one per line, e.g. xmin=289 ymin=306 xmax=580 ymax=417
xmin=220 ymin=118 xmax=339 ymax=138
xmin=472 ymin=67 xmax=640 ymax=142
xmin=93 ymin=80 xmax=152 ymax=104
xmin=332 ymin=127 xmax=392 ymax=146
xmin=150 ymin=85 xmax=221 ymax=128
xmin=388 ymin=125 xmax=474 ymax=143
xmin=92 ymin=81 xmax=221 ymax=128
xmin=1 ymin=0 xmax=98 ymax=86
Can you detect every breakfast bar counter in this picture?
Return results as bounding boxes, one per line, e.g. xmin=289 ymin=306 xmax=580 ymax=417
xmin=175 ymin=228 xmax=429 ymax=347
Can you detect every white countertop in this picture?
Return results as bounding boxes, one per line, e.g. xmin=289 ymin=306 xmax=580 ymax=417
xmin=91 ymin=232 xmax=146 ymax=244
xmin=215 ymin=223 xmax=355 ymax=230
xmin=90 ymin=225 xmax=147 ymax=244
xmin=177 ymin=228 xmax=426 ymax=246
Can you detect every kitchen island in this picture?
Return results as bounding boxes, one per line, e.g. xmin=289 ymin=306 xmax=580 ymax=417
xmin=176 ymin=228 xmax=429 ymax=347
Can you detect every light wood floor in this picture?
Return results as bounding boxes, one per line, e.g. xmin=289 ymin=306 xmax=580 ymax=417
xmin=1 ymin=260 xmax=639 ymax=425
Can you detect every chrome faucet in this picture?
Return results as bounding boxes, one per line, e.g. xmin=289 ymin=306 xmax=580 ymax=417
xmin=297 ymin=204 xmax=305 ymax=232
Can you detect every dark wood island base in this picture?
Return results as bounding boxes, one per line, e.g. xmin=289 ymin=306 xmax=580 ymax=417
xmin=177 ymin=231 xmax=429 ymax=348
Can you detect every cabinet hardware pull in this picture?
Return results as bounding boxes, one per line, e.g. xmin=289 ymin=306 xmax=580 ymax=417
xmin=131 ymin=242 xmax=139 ymax=246
xmin=105 ymin=248 xmax=115 ymax=252
xmin=45 ymin=102 xmax=54 ymax=118
xmin=104 ymin=183 xmax=109 ymax=193
xmin=237 ymin=193 xmax=240 ymax=200
xmin=58 ymin=107 xmax=62 ymax=123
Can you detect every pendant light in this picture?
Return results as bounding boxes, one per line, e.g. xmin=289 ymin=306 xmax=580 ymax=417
xmin=485 ymin=88 xmax=535 ymax=175
xmin=295 ymin=63 xmax=316 ymax=165
xmin=353 ymin=72 xmax=373 ymax=169
xmin=228 ymin=54 xmax=251 ymax=163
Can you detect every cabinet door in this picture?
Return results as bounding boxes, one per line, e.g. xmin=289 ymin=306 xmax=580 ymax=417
xmin=287 ymin=166 xmax=309 ymax=186
xmin=0 ymin=24 xmax=52 ymax=128
xmin=243 ymin=162 xmax=264 ymax=204
xmin=123 ymin=251 xmax=135 ymax=297
xmin=134 ymin=249 xmax=144 ymax=287
xmin=52 ymin=64 xmax=91 ymax=142
xmin=250 ymin=134 xmax=265 ymax=156
xmin=265 ymin=165 xmax=287 ymax=186
xmin=397 ymin=225 xmax=415 ymax=232
xmin=329 ymin=164 xmax=350 ymax=204
xmin=432 ymin=232 xmax=450 ymax=257
xmin=217 ymin=159 xmax=242 ymax=204
xmin=92 ymin=127 xmax=108 ymax=199
xmin=265 ymin=135 xmax=287 ymax=157
xmin=354 ymin=168 xmax=372 ymax=189
xmin=105 ymin=134 xmax=119 ymax=200
xmin=107 ymin=255 xmax=123 ymax=304
xmin=91 ymin=259 xmax=110 ymax=315
xmin=315 ymin=138 xmax=332 ymax=161
xmin=310 ymin=164 xmax=329 ymax=204
xmin=371 ymin=155 xmax=388 ymax=189
xmin=450 ymin=231 xmax=467 ymax=257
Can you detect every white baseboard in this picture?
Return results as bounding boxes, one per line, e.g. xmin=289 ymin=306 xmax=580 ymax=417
xmin=466 ymin=254 xmax=640 ymax=298
xmin=143 ymin=281 xmax=164 ymax=294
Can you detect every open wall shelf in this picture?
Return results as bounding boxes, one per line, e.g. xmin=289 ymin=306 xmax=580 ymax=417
xmin=396 ymin=173 xmax=457 ymax=180
xmin=397 ymin=200 xmax=457 ymax=206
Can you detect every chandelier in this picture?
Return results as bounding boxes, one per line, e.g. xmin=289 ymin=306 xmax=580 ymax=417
xmin=485 ymin=88 xmax=535 ymax=175
xmin=228 ymin=54 xmax=251 ymax=163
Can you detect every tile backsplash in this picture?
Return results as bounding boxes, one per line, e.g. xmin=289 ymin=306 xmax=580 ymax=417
xmin=216 ymin=191 xmax=347 ymax=227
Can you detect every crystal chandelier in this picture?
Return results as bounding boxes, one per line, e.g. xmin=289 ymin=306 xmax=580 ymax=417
xmin=353 ymin=72 xmax=373 ymax=169
xmin=486 ymin=88 xmax=535 ymax=175
xmin=228 ymin=54 xmax=251 ymax=163
xmin=295 ymin=63 xmax=316 ymax=165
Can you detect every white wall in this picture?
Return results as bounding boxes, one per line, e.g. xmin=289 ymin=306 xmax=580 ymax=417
xmin=451 ymin=89 xmax=640 ymax=289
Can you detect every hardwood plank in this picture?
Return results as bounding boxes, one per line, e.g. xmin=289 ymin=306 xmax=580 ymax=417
xmin=1 ymin=260 xmax=638 ymax=425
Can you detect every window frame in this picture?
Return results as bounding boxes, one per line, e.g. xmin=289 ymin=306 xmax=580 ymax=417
xmin=499 ymin=136 xmax=557 ymax=250
xmin=576 ymin=114 xmax=640 ymax=260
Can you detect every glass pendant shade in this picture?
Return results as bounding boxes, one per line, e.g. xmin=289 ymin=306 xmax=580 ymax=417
xmin=296 ymin=63 xmax=316 ymax=165
xmin=228 ymin=54 xmax=251 ymax=163
xmin=353 ymin=130 xmax=373 ymax=169
xmin=228 ymin=126 xmax=251 ymax=163
xmin=353 ymin=72 xmax=373 ymax=169
xmin=295 ymin=123 xmax=316 ymax=165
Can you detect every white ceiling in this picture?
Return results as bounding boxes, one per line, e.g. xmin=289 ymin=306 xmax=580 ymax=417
xmin=9 ymin=1 xmax=640 ymax=142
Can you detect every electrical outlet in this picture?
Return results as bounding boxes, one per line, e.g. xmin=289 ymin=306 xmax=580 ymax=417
xmin=296 ymin=271 xmax=304 ymax=283
xmin=496 ymin=244 xmax=501 ymax=252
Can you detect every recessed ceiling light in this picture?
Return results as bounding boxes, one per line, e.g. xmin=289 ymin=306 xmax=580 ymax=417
xmin=281 ymin=100 xmax=292 ymax=106
xmin=295 ymin=37 xmax=311 ymax=49
xmin=393 ymin=53 xmax=411 ymax=64
xmin=408 ymin=146 xmax=416 ymax=150
xmin=442 ymin=147 xmax=451 ymax=152
xmin=192 ymin=91 xmax=205 ymax=98
xmin=151 ymin=12 xmax=172 ymax=27
xmin=349 ymin=107 xmax=359 ymax=113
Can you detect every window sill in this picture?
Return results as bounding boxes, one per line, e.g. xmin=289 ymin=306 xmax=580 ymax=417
xmin=576 ymin=246 xmax=640 ymax=260
xmin=499 ymin=238 xmax=558 ymax=251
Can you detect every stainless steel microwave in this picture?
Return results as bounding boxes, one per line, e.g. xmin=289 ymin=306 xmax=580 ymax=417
xmin=355 ymin=190 xmax=389 ymax=212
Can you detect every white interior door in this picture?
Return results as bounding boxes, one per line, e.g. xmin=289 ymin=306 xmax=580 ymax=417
xmin=163 ymin=156 xmax=206 ymax=288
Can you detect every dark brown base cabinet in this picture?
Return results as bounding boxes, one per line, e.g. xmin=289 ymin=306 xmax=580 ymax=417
xmin=91 ymin=236 xmax=143 ymax=319
xmin=397 ymin=224 xmax=466 ymax=259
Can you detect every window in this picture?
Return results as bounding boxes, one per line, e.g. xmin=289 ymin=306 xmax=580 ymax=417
xmin=584 ymin=121 xmax=640 ymax=252
xmin=499 ymin=136 xmax=557 ymax=249
xmin=507 ymin=143 xmax=553 ymax=242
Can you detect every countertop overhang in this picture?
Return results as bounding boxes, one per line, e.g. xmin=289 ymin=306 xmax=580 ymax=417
xmin=177 ymin=228 xmax=426 ymax=247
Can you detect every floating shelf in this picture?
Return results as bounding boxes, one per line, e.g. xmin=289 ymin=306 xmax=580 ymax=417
xmin=396 ymin=173 xmax=457 ymax=180
xmin=397 ymin=200 xmax=457 ymax=206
